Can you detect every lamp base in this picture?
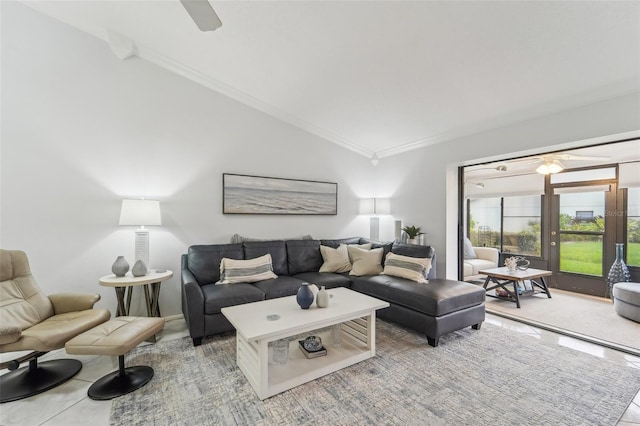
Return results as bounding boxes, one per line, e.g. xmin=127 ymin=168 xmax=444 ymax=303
xmin=135 ymin=229 xmax=149 ymax=268
xmin=369 ymin=216 xmax=380 ymax=241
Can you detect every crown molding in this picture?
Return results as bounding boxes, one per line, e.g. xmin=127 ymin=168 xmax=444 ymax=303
xmin=133 ymin=45 xmax=373 ymax=158
xmin=105 ymin=37 xmax=638 ymax=164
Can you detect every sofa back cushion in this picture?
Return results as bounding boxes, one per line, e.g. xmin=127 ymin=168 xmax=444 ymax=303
xmin=320 ymin=237 xmax=362 ymax=249
xmin=359 ymin=238 xmax=393 ymax=264
xmin=187 ymin=244 xmax=244 ymax=285
xmin=391 ymin=242 xmax=434 ymax=259
xmin=286 ymin=240 xmax=323 ymax=275
xmin=243 ymin=241 xmax=288 ymax=275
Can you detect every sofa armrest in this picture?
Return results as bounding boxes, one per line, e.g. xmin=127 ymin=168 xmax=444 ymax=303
xmin=48 ymin=293 xmax=101 ymax=314
xmin=473 ymin=247 xmax=499 ymax=265
xmin=428 ymin=253 xmax=437 ymax=280
xmin=181 ymin=266 xmax=206 ymax=339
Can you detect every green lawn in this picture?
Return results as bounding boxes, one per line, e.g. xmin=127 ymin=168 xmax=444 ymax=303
xmin=560 ymin=242 xmax=639 ymax=275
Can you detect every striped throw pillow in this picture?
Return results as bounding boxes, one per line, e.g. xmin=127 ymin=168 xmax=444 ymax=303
xmin=382 ymin=252 xmax=431 ymax=283
xmin=219 ymin=254 xmax=277 ymax=284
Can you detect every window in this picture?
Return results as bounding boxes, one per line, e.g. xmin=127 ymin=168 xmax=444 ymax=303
xmin=503 ymin=196 xmax=542 ymax=256
xmin=468 ymin=198 xmax=501 ymax=249
xmin=468 ymin=195 xmax=542 ymax=256
xmin=628 ymin=187 xmax=640 ymax=267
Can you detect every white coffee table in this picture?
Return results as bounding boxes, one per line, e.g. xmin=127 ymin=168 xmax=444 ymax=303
xmin=221 ymin=287 xmax=389 ymax=400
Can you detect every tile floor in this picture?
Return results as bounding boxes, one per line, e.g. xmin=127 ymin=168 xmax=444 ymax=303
xmin=1 ymin=314 xmax=639 ymax=426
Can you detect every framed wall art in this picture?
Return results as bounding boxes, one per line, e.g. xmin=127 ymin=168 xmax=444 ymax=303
xmin=223 ymin=173 xmax=338 ymax=215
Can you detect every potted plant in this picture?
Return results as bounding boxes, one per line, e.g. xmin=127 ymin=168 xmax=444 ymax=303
xmin=402 ymin=225 xmax=422 ymax=244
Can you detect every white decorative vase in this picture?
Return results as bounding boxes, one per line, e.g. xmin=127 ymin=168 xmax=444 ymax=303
xmin=408 ymin=238 xmax=417 ymax=245
xmin=316 ymin=286 xmax=329 ymax=308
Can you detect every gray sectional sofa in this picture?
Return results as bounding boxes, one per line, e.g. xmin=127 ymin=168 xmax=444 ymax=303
xmin=181 ymin=237 xmax=485 ymax=347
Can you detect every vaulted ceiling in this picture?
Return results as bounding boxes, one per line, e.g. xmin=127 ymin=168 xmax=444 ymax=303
xmin=20 ymin=1 xmax=640 ymax=161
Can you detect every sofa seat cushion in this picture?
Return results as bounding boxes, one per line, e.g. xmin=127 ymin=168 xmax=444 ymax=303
xmin=351 ymin=276 xmax=485 ymax=317
xmin=254 ymin=276 xmax=306 ymax=300
xmin=202 ymin=283 xmax=265 ymax=315
xmin=465 ymin=258 xmax=497 ymax=275
xmin=293 ymin=272 xmax=352 ymax=289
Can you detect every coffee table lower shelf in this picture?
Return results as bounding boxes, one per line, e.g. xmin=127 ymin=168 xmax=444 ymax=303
xmin=236 ymin=320 xmax=372 ymax=400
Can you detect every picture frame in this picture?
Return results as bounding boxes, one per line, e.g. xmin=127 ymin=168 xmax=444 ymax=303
xmin=223 ymin=173 xmax=338 ymax=215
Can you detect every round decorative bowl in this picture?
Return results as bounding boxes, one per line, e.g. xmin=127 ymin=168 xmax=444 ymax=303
xmin=303 ymin=335 xmax=323 ymax=352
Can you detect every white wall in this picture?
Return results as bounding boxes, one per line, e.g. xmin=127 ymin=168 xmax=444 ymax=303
xmin=0 ymin=3 xmax=379 ymax=316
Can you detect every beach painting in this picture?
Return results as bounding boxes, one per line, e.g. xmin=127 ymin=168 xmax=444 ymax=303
xmin=223 ymin=174 xmax=338 ymax=215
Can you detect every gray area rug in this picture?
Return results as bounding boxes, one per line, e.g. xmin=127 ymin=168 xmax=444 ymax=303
xmin=111 ymin=321 xmax=640 ymax=425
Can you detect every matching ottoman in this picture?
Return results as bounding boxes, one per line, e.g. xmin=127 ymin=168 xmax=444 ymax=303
xmin=612 ymin=282 xmax=640 ymax=323
xmin=65 ymin=316 xmax=165 ymax=400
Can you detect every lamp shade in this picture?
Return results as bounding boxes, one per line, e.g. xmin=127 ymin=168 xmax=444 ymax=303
xmin=359 ymin=198 xmax=391 ymax=215
xmin=119 ymin=199 xmax=162 ymax=226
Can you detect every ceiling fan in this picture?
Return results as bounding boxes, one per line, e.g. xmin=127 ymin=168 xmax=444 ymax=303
xmin=511 ymin=153 xmax=610 ymax=175
xmin=466 ymin=165 xmax=508 ymax=173
xmin=180 ymin=0 xmax=222 ymax=32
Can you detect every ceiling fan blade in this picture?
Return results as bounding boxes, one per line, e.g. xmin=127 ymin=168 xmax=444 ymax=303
xmin=556 ymin=154 xmax=611 ymax=161
xmin=180 ymin=0 xmax=222 ymax=32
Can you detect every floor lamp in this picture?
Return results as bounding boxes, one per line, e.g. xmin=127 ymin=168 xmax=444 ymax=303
xmin=360 ymin=198 xmax=391 ymax=241
xmin=119 ymin=199 xmax=162 ymax=268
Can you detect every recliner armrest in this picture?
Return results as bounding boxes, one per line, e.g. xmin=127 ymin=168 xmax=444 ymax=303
xmin=0 ymin=326 xmax=21 ymax=345
xmin=48 ymin=293 xmax=101 ymax=315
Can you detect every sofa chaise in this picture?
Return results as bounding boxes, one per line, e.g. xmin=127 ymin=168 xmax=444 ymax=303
xmin=181 ymin=237 xmax=485 ymax=347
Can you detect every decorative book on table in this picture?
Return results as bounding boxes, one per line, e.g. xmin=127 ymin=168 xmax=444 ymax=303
xmin=298 ymin=340 xmax=327 ymax=358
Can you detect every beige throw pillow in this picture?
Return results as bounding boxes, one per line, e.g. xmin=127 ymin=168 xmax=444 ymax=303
xmin=349 ymin=247 xmax=383 ymax=276
xmin=346 ymin=243 xmax=373 ymax=262
xmin=382 ymin=252 xmax=431 ymax=283
xmin=319 ymin=244 xmax=352 ymax=273
xmin=218 ymin=254 xmax=277 ymax=284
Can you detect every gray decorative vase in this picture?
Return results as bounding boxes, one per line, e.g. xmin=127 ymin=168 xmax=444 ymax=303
xmin=607 ymin=243 xmax=631 ymax=300
xmin=111 ymin=256 xmax=129 ymax=277
xmin=132 ymin=259 xmax=148 ymax=277
xmin=316 ymin=286 xmax=329 ymax=308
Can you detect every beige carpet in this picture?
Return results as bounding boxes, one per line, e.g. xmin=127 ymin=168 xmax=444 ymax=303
xmin=484 ymin=287 xmax=640 ymax=355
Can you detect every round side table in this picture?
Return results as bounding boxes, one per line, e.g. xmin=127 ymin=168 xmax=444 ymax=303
xmin=99 ymin=269 xmax=173 ymax=318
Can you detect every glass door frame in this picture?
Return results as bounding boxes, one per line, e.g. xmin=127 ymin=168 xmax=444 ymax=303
xmin=547 ymin=166 xmax=618 ymax=297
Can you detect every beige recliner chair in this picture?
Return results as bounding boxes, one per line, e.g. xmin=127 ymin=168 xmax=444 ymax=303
xmin=0 ymin=249 xmax=111 ymax=403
